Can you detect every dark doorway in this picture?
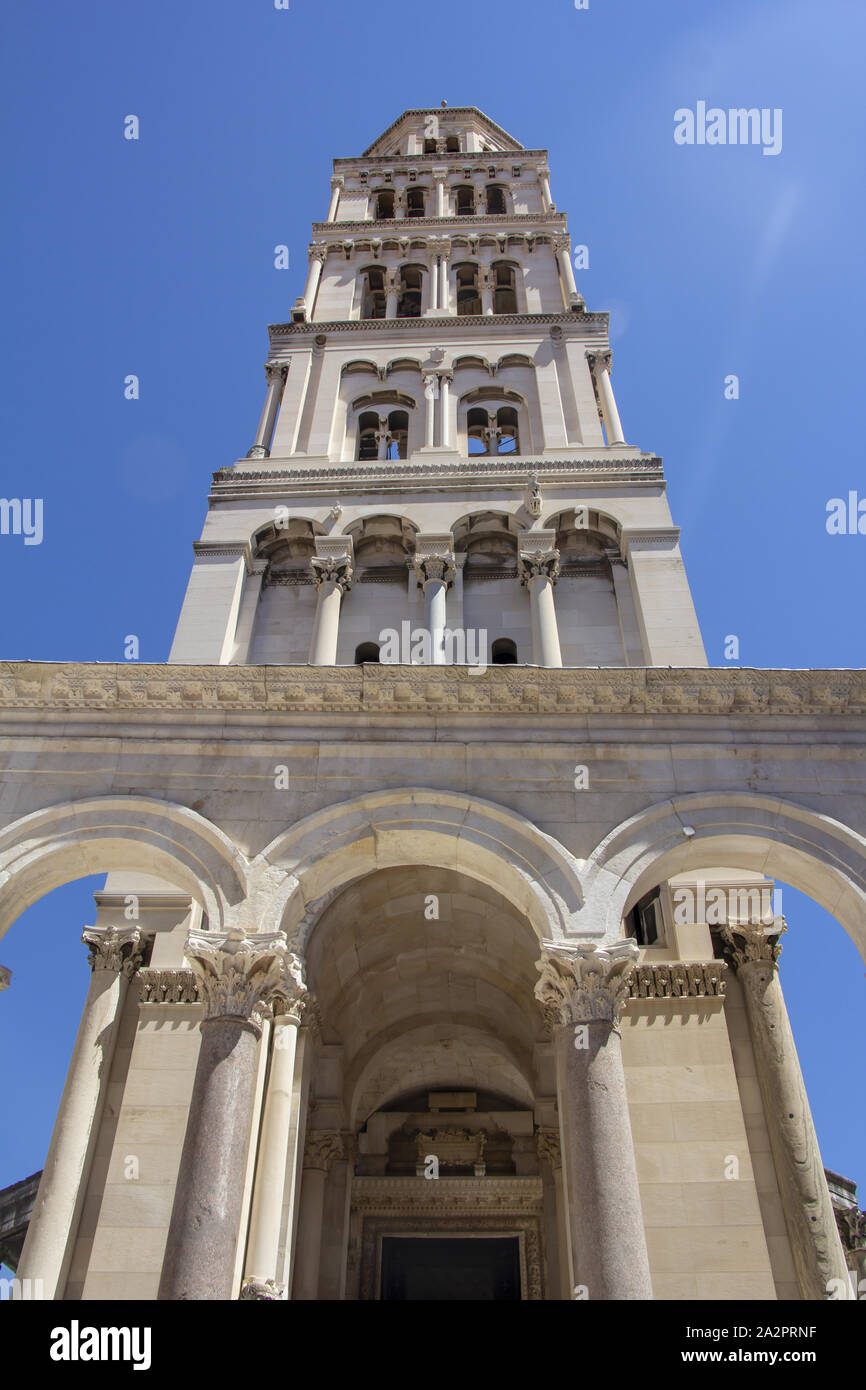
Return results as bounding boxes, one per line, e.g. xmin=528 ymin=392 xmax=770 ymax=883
xmin=380 ymin=1235 xmax=521 ymax=1300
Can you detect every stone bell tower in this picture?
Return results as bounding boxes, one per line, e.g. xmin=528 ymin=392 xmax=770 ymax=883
xmin=168 ymin=104 xmax=707 ymax=674
xmin=6 ymin=106 xmax=854 ymax=1308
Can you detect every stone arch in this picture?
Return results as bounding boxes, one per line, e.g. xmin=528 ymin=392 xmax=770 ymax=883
xmin=581 ymin=791 xmax=866 ymax=958
xmin=0 ymin=795 xmax=249 ymax=940
xmin=253 ymin=788 xmax=584 ymax=946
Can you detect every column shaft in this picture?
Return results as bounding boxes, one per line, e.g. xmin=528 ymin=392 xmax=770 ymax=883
xmin=557 ymin=244 xmax=579 ymax=306
xmin=439 ymin=375 xmax=451 ymax=449
xmin=308 ymin=582 xmax=343 ymax=665
xmin=424 ymin=579 xmax=448 ymax=664
xmin=429 ymin=257 xmax=439 ymax=312
xmin=528 ymin=574 xmax=563 ymax=667
xmin=17 ymin=931 xmax=140 ymax=1299
xmin=595 ymin=363 xmax=626 ymax=445
xmin=244 ymin=1013 xmax=300 ymax=1289
xmin=439 ymin=257 xmax=449 ymax=311
xmin=302 ymin=253 xmax=325 ymax=318
xmin=326 ymin=179 xmax=342 ymax=222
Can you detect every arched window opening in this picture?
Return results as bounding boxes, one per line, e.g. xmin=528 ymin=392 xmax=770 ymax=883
xmin=397 ymin=265 xmax=423 ymax=319
xmin=492 ymin=263 xmax=518 ymax=315
xmin=456 ymin=263 xmax=481 ymax=316
xmin=386 ymin=409 xmax=409 ymax=460
xmin=361 ymin=267 xmax=386 ymax=319
xmin=355 ymin=642 xmax=381 ymax=664
xmin=446 ymin=135 xmax=460 ymax=152
xmin=467 ymin=406 xmax=489 ymax=455
xmin=491 ymin=638 xmax=517 ymax=665
xmin=374 ymin=190 xmax=395 ymax=219
xmin=455 ymin=185 xmax=475 ymax=216
xmin=406 ymin=187 xmax=426 ymax=218
xmin=496 ymin=406 xmax=519 ymax=454
xmin=357 ymin=410 xmax=380 ymax=461
xmin=486 ymin=185 xmax=506 ymax=215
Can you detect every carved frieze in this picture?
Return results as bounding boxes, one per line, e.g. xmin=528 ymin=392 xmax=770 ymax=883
xmin=138 ymin=967 xmax=199 ymax=1005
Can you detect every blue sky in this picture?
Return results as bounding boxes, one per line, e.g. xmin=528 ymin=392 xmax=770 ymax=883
xmin=0 ymin=0 xmax=864 ymax=1219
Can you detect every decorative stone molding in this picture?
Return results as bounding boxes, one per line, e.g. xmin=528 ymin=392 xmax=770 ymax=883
xmin=303 ymin=1131 xmax=345 ymax=1174
xmin=629 ymin=961 xmax=727 ymax=999
xmin=184 ymin=928 xmax=287 ymax=1028
xmin=239 ymin=1276 xmax=286 ymax=1301
xmin=5 ymin=663 xmax=866 ymax=721
xmin=535 ymin=940 xmax=639 ymax=1032
xmin=534 ymin=1126 xmax=561 ymax=1170
xmin=138 ymin=967 xmax=199 ymax=1005
xmin=216 ymin=456 xmax=664 ymax=490
xmin=82 ymin=925 xmax=144 ymax=977
xmin=415 ymin=1127 xmax=486 ymax=1175
xmin=719 ymin=921 xmax=785 ymax=972
xmin=271 ymin=311 xmax=607 ymax=337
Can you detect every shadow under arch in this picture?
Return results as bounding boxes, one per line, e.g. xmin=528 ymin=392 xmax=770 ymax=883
xmin=581 ymin=790 xmax=866 ymax=959
xmin=253 ymin=787 xmax=585 ymax=947
xmin=0 ymin=795 xmax=250 ymax=939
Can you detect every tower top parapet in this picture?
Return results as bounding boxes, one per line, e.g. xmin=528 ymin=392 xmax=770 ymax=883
xmin=361 ymin=106 xmax=525 ymax=159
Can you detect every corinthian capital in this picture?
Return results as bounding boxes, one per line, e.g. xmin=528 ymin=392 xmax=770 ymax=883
xmin=82 ymin=925 xmax=144 ymax=978
xmin=534 ymin=940 xmax=639 ymax=1032
xmin=413 ymin=533 xmax=456 ymax=588
xmin=518 ymin=548 xmax=560 ymax=586
xmin=535 ymin=1126 xmax=561 ymax=1169
xmin=719 ymin=921 xmax=785 ymax=973
xmin=264 ymin=361 xmax=288 ymax=385
xmin=311 ymin=554 xmax=353 ymax=593
xmin=271 ymin=951 xmax=313 ymax=1024
xmin=185 ymin=928 xmax=287 ymax=1025
xmin=308 ymin=244 xmax=328 ymax=264
xmin=304 ymin=1130 xmax=345 ymax=1173
xmin=587 ymin=350 xmax=612 ymax=375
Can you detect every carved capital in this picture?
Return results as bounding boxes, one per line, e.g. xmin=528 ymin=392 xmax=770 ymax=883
xmin=535 ymin=1125 xmax=561 ymax=1170
xmin=308 ymin=244 xmax=328 ymax=264
xmin=719 ymin=921 xmax=785 ymax=974
xmin=587 ymin=350 xmax=612 ymax=375
xmin=240 ymin=1277 xmax=286 ymax=1301
xmin=330 ymin=175 xmax=344 ymax=191
xmin=518 ymin=548 xmax=560 ymax=586
xmin=185 ymin=928 xmax=287 ymax=1026
xmin=414 ymin=553 xmax=456 ymax=587
xmin=534 ymin=940 xmax=639 ymax=1032
xmin=304 ymin=1130 xmax=345 ymax=1173
xmin=271 ymin=951 xmax=313 ymax=1024
xmin=82 ymin=925 xmax=144 ymax=978
xmin=264 ymin=361 xmax=288 ymax=386
xmin=310 ymin=554 xmax=354 ymax=593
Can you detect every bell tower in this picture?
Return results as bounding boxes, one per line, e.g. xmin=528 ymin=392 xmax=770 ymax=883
xmin=168 ymin=105 xmax=707 ymax=673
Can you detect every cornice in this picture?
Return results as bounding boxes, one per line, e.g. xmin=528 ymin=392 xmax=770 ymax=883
xmin=213 ymin=455 xmax=664 ymax=493
xmin=341 ymin=150 xmax=549 ymax=169
xmin=351 ymin=1175 xmax=543 ymax=1215
xmin=270 ymin=311 xmax=606 ymax=338
xmin=2 ymin=663 xmax=866 ymax=722
xmin=312 ymin=213 xmax=566 ymax=234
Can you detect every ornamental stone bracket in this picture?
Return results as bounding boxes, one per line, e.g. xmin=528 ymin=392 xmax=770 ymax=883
xmin=535 ymin=940 xmax=639 ymax=1032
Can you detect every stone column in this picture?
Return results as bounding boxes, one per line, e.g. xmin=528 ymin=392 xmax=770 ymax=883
xmin=518 ymin=532 xmax=563 ymax=667
xmin=308 ymin=538 xmax=354 ymax=666
xmin=302 ymin=246 xmax=327 ymax=320
xmin=246 ymin=362 xmax=287 ymax=459
xmin=439 ymin=244 xmax=450 ymax=311
xmin=433 ymin=168 xmax=447 ymax=217
xmin=539 ymin=165 xmax=553 ymax=211
xmin=588 ymin=351 xmax=626 ymax=445
xmin=429 ymin=256 xmax=439 ymax=313
xmin=385 ymin=272 xmax=400 ymax=320
xmin=719 ymin=922 xmax=851 ymax=1300
xmin=439 ymin=372 xmax=452 ymax=449
xmin=554 ymin=235 xmax=582 ymax=310
xmin=413 ymin=536 xmax=456 ymax=665
xmin=158 ymin=928 xmax=287 ymax=1301
xmin=17 ymin=926 xmax=143 ymax=1299
xmin=480 ymin=271 xmax=494 ymax=316
xmin=376 ymin=421 xmax=390 ymax=461
xmin=242 ymin=956 xmax=311 ymax=1300
xmin=535 ymin=940 xmax=653 ymax=1301
xmin=326 ymin=176 xmax=343 ymax=223
xmin=536 ymin=1126 xmax=571 ymax=1299
xmin=423 ymin=373 xmax=438 ymax=447
xmin=293 ymin=1131 xmax=345 ymax=1300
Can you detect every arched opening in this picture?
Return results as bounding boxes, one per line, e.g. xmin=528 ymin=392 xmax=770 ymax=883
xmin=466 ymin=405 xmax=489 ymax=454
xmin=354 ymin=642 xmax=381 ymax=664
xmin=360 ymin=267 xmax=386 ymax=319
xmin=374 ymin=189 xmax=395 ymax=220
xmin=357 ymin=410 xmax=380 ymax=461
xmin=445 ymin=135 xmax=460 ymax=152
xmin=455 ymin=263 xmax=481 ymax=317
xmin=491 ymin=638 xmax=518 ymax=665
xmin=486 ymin=185 xmax=507 ymax=215
xmin=406 ymin=187 xmax=426 ymax=218
xmin=495 ymin=405 xmax=519 ymax=453
xmin=396 ymin=265 xmax=423 ymax=319
xmin=386 ymin=409 xmax=408 ymax=459
xmin=455 ymin=185 xmax=475 ymax=216
xmin=492 ymin=263 xmax=518 ymax=315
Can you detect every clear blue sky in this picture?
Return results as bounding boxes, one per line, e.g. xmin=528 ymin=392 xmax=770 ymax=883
xmin=0 ymin=0 xmax=864 ymax=1221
